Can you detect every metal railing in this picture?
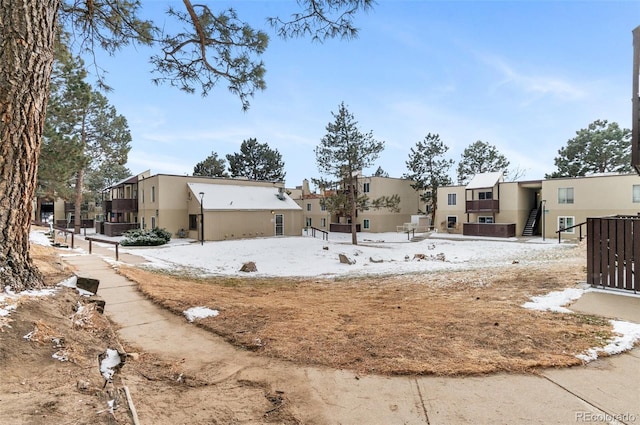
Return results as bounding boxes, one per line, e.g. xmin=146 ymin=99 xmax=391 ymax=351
xmin=555 ymin=221 xmax=587 ymax=243
xmin=86 ymin=237 xmax=120 ymax=261
xmin=305 ymin=226 xmax=329 ymax=241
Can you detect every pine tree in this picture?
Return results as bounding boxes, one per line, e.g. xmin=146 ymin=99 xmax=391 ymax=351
xmin=40 ymin=44 xmax=132 ymax=234
xmin=457 ymin=141 xmax=510 ymax=185
xmin=404 ymin=134 xmax=454 ymax=227
xmin=226 ymin=139 xmax=285 ymax=181
xmin=315 ymin=102 xmax=384 ymax=245
xmin=193 ymin=152 xmax=229 ymax=177
xmin=547 ymin=120 xmax=631 ymax=178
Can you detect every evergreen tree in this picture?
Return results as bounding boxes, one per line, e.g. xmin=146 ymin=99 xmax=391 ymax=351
xmin=457 ymin=140 xmax=510 ymax=185
xmin=40 ymin=44 xmax=132 ymax=234
xmin=404 ymin=134 xmax=454 ymax=227
xmin=226 ymin=138 xmax=285 ymax=181
xmin=373 ymin=166 xmax=389 ymax=177
xmin=546 ymin=120 xmax=631 ymax=178
xmin=315 ymin=102 xmax=385 ymax=245
xmin=193 ymin=151 xmax=229 ymax=177
xmin=1 ymin=0 xmax=373 ymax=291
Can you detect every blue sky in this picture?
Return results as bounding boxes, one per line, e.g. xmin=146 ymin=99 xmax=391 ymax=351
xmin=85 ymin=1 xmax=640 ymax=189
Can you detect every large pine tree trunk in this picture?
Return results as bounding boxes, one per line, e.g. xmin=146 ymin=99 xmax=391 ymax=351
xmin=0 ymin=2 xmax=58 ymax=292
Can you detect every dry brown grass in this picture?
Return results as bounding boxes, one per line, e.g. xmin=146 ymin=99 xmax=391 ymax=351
xmin=30 ymin=242 xmax=73 ymax=285
xmin=118 ymin=242 xmax=617 ymax=376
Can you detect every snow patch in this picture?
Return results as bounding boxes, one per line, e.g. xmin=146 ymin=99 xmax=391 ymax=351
xmin=184 ymin=306 xmax=219 ymax=322
xmin=521 ymin=288 xmax=584 ymax=313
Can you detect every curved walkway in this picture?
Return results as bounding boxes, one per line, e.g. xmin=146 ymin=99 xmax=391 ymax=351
xmin=63 ymin=236 xmax=640 ymax=425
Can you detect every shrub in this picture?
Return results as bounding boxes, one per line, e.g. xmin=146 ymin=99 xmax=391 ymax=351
xmin=120 ymin=227 xmax=171 ymax=246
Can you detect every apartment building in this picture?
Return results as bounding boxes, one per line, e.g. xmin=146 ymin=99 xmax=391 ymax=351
xmin=435 ymin=172 xmax=640 ymax=240
xmin=293 ymin=176 xmax=425 ymax=233
xmin=99 ymin=171 xmax=303 ymax=240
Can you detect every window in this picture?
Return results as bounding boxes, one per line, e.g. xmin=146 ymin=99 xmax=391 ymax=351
xmin=478 ymin=191 xmax=493 ymax=200
xmin=558 ymin=187 xmax=574 ymax=204
xmin=447 ymin=216 xmax=457 ymax=228
xmin=633 ymin=185 xmax=640 ymax=203
xmin=320 ymin=203 xmax=326 ymax=211
xmin=363 ymin=182 xmax=370 ymax=193
xmin=306 ymin=217 xmax=312 ymax=227
xmin=151 ymin=186 xmax=156 ymax=202
xmin=320 ymin=218 xmax=326 ymax=227
xmin=478 ymin=216 xmax=494 ymax=224
xmin=447 ymin=193 xmax=457 ymax=206
xmin=189 ymin=214 xmax=198 ymax=230
xmin=151 ymin=216 xmax=156 ymax=229
xmin=141 ymin=217 xmax=145 ymax=230
xmin=306 ymin=203 xmax=312 ymax=211
xmin=142 ymin=189 xmax=144 ymax=203
xmin=363 ymin=219 xmax=370 ymax=229
xmin=558 ymin=216 xmax=575 ymax=233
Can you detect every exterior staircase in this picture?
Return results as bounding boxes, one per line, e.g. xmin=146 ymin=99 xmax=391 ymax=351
xmin=522 ymin=207 xmax=540 ymax=236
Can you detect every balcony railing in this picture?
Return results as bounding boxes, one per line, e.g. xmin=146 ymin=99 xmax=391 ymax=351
xmin=466 ymin=199 xmax=499 ymax=213
xmin=110 ymin=198 xmax=138 ymax=212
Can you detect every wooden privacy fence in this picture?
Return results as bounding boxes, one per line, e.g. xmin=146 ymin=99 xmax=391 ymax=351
xmin=587 ymin=215 xmax=640 ymax=293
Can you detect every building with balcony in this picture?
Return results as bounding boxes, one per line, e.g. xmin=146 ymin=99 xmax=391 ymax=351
xmin=96 ymin=171 xmax=303 ymax=240
xmin=435 ymin=172 xmax=640 ymax=240
xmin=293 ymin=175 xmax=426 ymax=233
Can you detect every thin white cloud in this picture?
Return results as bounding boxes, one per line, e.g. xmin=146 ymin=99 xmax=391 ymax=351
xmin=479 ymin=53 xmax=587 ymax=102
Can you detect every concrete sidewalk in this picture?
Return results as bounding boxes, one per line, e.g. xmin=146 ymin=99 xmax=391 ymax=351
xmin=61 ymin=239 xmax=640 ymax=425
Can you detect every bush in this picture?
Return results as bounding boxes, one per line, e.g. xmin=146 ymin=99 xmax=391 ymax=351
xmin=120 ymin=227 xmax=172 ymax=246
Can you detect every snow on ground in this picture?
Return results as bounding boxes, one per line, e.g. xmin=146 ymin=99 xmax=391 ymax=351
xmin=116 ymin=231 xmax=571 ymax=278
xmin=521 ymin=288 xmax=585 ymax=313
xmin=575 ymin=321 xmax=640 ymax=362
xmin=23 ymin=227 xmax=640 ymax=361
xmin=521 ymin=287 xmax=640 ymax=362
xmin=183 ymin=306 xmax=219 ymax=322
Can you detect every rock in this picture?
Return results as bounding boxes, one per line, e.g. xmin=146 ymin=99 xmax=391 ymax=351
xmin=338 ymin=254 xmax=356 ymax=265
xmin=323 ymin=246 xmax=329 ymax=250
xmin=88 ymin=296 xmax=105 ymax=314
xmin=413 ymin=253 xmax=426 ymax=260
xmin=240 ymin=261 xmax=257 ymax=272
xmin=76 ymin=276 xmax=100 ymax=294
xmin=369 ymin=256 xmax=383 ymax=263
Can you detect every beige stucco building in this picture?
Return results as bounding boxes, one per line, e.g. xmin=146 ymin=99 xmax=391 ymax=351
xmin=293 ymin=176 xmax=426 ymax=233
xmin=94 ymin=169 xmax=640 ymax=242
xmin=435 ymin=172 xmax=640 ymax=240
xmin=99 ymin=172 xmax=302 ymax=240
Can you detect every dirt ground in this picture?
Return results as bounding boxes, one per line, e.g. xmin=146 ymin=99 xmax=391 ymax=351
xmin=0 ymin=239 xmax=624 ymax=424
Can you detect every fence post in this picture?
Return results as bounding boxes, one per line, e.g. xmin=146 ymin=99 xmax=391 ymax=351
xmin=115 ymin=243 xmax=119 ymax=262
xmin=89 ymin=239 xmax=92 ymax=254
xmin=71 ymin=233 xmax=74 ymax=249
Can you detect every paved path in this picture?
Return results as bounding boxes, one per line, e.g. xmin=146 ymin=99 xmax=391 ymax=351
xmin=62 ymin=237 xmax=640 ymax=425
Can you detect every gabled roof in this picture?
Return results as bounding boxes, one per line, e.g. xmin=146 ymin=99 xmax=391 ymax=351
xmin=187 ymin=182 xmax=302 ymax=211
xmin=466 ymin=171 xmax=504 ymax=189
